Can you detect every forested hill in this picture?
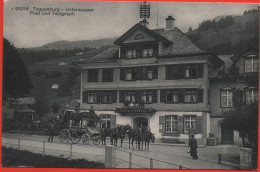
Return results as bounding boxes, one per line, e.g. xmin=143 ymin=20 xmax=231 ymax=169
xmin=37 ymin=37 xmax=117 ymax=50
xmin=185 ymin=9 xmax=259 ymax=55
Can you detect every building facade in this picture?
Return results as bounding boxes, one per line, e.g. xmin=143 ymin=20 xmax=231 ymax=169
xmin=209 ymin=47 xmax=259 ymax=146
xmin=77 ymin=16 xmax=225 ymax=144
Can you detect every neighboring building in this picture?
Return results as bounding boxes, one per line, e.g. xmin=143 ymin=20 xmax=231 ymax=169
xmin=209 ymin=47 xmax=259 ymax=146
xmin=77 ymin=16 xmax=224 ymax=144
xmin=52 ymin=84 xmax=60 ymax=89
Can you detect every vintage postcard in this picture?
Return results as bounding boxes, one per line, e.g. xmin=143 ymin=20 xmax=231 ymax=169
xmin=2 ymin=0 xmax=259 ymax=170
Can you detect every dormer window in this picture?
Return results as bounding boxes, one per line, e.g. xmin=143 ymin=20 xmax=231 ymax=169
xmin=142 ymin=47 xmax=153 ymax=57
xmin=245 ymin=55 xmax=259 ymax=73
xmin=127 ymin=49 xmax=137 ymax=58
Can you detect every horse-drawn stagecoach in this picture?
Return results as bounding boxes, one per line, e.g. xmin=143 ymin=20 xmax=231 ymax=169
xmin=57 ymin=107 xmax=102 ymax=145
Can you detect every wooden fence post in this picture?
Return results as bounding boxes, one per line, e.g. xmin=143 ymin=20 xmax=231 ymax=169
xmin=43 ymin=141 xmax=45 ymax=156
xmin=69 ymin=144 xmax=72 ymax=159
xmin=105 ymin=145 xmax=115 ymax=168
xmin=129 ymin=152 xmax=132 ymax=168
xmin=150 ymin=158 xmax=153 ymax=169
xmin=18 ymin=138 xmax=20 ymax=150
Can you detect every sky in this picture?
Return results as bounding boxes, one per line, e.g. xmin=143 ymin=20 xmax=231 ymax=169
xmin=4 ymin=0 xmax=258 ymax=48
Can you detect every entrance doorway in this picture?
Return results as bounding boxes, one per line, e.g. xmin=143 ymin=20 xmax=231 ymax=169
xmin=221 ymin=125 xmax=234 ymax=144
xmin=133 ymin=117 xmax=148 ymax=129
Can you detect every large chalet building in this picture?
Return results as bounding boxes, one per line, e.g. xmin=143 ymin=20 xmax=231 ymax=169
xmin=77 ymin=16 xmax=226 ymax=144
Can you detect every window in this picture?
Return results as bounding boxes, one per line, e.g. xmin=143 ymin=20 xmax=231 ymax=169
xmin=165 ymin=116 xmax=178 ymax=133
xmin=142 ymin=48 xmax=153 ymax=57
xmin=184 ymin=115 xmax=196 ymax=133
xmin=184 ymin=90 xmax=197 ymax=103
xmin=102 ymin=91 xmax=113 ymax=104
xmin=126 ymin=91 xmax=135 ymax=103
xmin=88 ymin=91 xmax=98 ymax=103
xmin=166 ymin=65 xmax=179 ymax=80
xmin=135 ymin=34 xmax=144 ymax=40
xmin=141 ymin=67 xmax=156 ymax=80
xmin=102 ymin=68 xmax=113 ymax=82
xmin=184 ymin=64 xmax=198 ymax=78
xmin=101 ymin=115 xmax=111 ymax=129
xmin=141 ymin=90 xmax=152 ymax=103
xmin=221 ymin=89 xmax=233 ymax=107
xmin=166 ymin=90 xmax=179 ymax=103
xmin=127 ymin=49 xmax=137 ymax=58
xmin=125 ymin=68 xmax=137 ymax=81
xmin=246 ymin=89 xmax=258 ymax=105
xmin=245 ymin=57 xmax=259 ymax=73
xmin=88 ymin=69 xmax=98 ymax=82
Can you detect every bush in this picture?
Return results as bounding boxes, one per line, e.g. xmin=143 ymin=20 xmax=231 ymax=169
xmin=34 ymin=70 xmax=46 ymax=76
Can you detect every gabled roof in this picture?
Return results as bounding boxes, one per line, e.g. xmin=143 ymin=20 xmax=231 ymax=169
xmin=114 ymin=23 xmax=172 ymax=45
xmin=86 ymin=46 xmax=119 ymax=63
xmin=230 ymin=47 xmax=259 ymax=61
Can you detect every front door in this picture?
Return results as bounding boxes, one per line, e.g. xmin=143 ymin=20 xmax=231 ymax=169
xmin=221 ymin=125 xmax=234 ymax=144
xmin=133 ymin=117 xmax=148 ymax=129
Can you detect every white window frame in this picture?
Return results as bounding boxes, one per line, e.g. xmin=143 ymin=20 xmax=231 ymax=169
xmin=221 ymin=89 xmax=233 ymax=107
xmin=127 ymin=49 xmax=137 ymax=58
xmin=88 ymin=92 xmax=98 ymax=103
xmin=141 ymin=90 xmax=152 ymax=103
xmin=165 ymin=115 xmax=178 ymax=133
xmin=245 ymin=57 xmax=259 ymax=73
xmin=101 ymin=114 xmax=111 ymax=129
xmin=184 ymin=90 xmax=197 ymax=103
xmin=246 ymin=89 xmax=259 ymax=105
xmin=183 ymin=115 xmax=196 ymax=134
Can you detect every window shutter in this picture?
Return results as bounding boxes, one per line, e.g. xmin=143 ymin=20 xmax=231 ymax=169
xmin=137 ymin=46 xmax=141 ymax=57
xmin=196 ymin=116 xmax=203 ymax=134
xmin=120 ymin=68 xmax=125 ymax=80
xmin=152 ymin=90 xmax=157 ymax=103
xmin=160 ymin=90 xmax=166 ymax=103
xmin=177 ymin=116 xmax=184 ymax=134
xmin=136 ymin=67 xmax=141 ymax=80
xmin=135 ymin=90 xmax=141 ymax=104
xmin=132 ymin=68 xmax=137 ymax=80
xmin=119 ymin=91 xmax=125 ymax=103
xmin=179 ymin=89 xmax=184 ymax=103
xmin=152 ymin=66 xmax=158 ymax=79
xmin=112 ymin=91 xmax=117 ymax=103
xmin=83 ymin=91 xmax=87 ymax=103
xmin=178 ymin=64 xmax=184 ymax=79
xmin=110 ymin=115 xmax=116 ymax=128
xmin=198 ymin=89 xmax=203 ymax=103
xmin=198 ymin=64 xmax=204 ymax=78
xmin=121 ymin=46 xmax=126 ymax=59
xmin=165 ymin=66 xmax=170 ymax=80
xmin=159 ymin=116 xmax=165 ymax=133
xmin=98 ymin=91 xmax=102 ymax=103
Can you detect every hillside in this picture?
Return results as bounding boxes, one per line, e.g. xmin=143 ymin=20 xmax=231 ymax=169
xmin=36 ymin=37 xmax=117 ymax=50
xmin=185 ymin=12 xmax=259 ymax=54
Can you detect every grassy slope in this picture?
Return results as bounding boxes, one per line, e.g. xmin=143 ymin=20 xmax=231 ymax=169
xmin=186 ymin=14 xmax=258 ymax=51
xmin=2 ymin=147 xmax=105 ymax=168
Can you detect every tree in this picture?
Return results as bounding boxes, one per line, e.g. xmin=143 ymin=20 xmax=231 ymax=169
xmin=35 ymin=97 xmax=50 ymax=117
xmin=3 ymin=38 xmax=33 ymax=105
xmin=52 ymin=103 xmax=60 ymax=113
xmin=188 ymin=27 xmax=192 ymax=32
xmin=221 ymin=89 xmax=258 ymax=150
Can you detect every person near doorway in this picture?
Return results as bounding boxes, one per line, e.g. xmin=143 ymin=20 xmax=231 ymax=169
xmin=48 ymin=123 xmax=55 ymax=143
xmin=188 ymin=135 xmax=198 ymax=159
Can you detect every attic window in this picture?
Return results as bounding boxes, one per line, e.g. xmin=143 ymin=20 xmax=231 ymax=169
xmin=135 ymin=34 xmax=144 ymax=40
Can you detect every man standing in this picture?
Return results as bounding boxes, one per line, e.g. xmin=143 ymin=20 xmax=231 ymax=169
xmin=48 ymin=123 xmax=55 ymax=143
xmin=188 ymin=135 xmax=198 ymax=159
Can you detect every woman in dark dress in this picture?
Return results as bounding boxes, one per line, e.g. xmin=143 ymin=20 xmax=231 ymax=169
xmin=188 ymin=135 xmax=198 ymax=159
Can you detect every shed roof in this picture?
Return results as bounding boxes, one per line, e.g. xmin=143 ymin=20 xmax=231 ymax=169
xmin=17 ymin=97 xmax=36 ymax=105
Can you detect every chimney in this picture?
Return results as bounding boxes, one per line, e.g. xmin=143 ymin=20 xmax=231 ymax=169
xmin=165 ymin=16 xmax=175 ymax=30
xmin=139 ymin=19 xmax=149 ymax=28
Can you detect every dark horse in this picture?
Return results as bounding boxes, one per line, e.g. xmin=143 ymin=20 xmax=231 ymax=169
xmin=100 ymin=125 xmax=128 ymax=147
xmin=142 ymin=128 xmax=155 ymax=151
xmin=125 ymin=124 xmax=144 ymax=150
